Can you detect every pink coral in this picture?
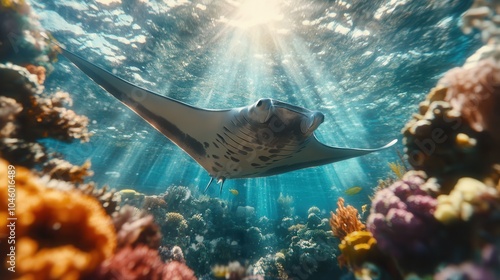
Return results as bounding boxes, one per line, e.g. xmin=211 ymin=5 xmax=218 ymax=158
xmin=367 ymin=171 xmax=444 ymax=273
xmin=162 ymin=261 xmax=197 ymax=280
xmin=90 ymin=245 xmax=165 ymax=280
xmin=90 ymin=245 xmax=197 ymax=280
xmin=440 ymin=59 xmax=500 ymax=137
xmin=112 ymin=205 xmax=162 ymax=249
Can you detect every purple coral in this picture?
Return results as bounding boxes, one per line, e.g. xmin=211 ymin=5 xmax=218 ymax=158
xmin=367 ymin=171 xmax=442 ymax=271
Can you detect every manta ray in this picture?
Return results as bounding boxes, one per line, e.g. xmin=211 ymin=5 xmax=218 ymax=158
xmin=59 ymin=47 xmax=396 ymax=193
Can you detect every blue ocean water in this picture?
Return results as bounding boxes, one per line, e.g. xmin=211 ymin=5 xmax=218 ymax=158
xmin=31 ymin=0 xmax=478 ymax=220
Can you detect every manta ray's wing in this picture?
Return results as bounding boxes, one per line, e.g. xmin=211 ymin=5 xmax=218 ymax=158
xmin=59 ymin=47 xmax=230 ymax=169
xmin=260 ymin=137 xmax=397 ymax=176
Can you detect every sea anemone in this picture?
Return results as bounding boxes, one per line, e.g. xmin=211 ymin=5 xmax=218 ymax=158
xmin=329 ymin=197 xmax=365 ymax=240
xmin=0 ymin=159 xmax=116 ymax=280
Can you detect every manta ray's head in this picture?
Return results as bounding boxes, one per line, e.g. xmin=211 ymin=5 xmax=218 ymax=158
xmin=246 ymin=98 xmax=324 ymax=139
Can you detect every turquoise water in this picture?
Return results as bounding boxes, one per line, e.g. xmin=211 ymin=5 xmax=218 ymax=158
xmin=32 ymin=0 xmax=479 ymax=219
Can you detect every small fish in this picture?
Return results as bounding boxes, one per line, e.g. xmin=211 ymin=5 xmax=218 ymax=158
xmin=361 ymin=204 xmax=368 ymax=215
xmin=229 ymin=189 xmax=239 ymax=196
xmin=344 ymin=186 xmax=362 ymax=195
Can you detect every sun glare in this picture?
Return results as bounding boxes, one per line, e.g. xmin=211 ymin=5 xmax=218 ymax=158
xmin=224 ymin=0 xmax=284 ymax=29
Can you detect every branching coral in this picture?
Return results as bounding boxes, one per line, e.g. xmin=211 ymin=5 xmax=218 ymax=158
xmin=112 ymin=205 xmax=161 ymax=249
xmin=78 ymin=184 xmax=121 ymax=215
xmin=329 ymin=197 xmax=365 ymax=240
xmin=42 ymin=158 xmax=93 ymax=184
xmin=0 ymin=159 xmax=116 ymax=280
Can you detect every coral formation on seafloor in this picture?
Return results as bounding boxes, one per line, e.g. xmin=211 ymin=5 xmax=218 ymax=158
xmin=0 ymin=63 xmax=90 ymax=169
xmin=338 ymin=230 xmax=378 ymax=269
xmin=0 ymin=159 xmax=116 ymax=280
xmin=330 ymin=197 xmax=365 ymax=240
xmin=89 ymin=245 xmax=197 ymax=280
xmin=434 ymin=177 xmax=499 ymax=224
xmin=112 ymin=205 xmax=162 ymax=249
xmin=0 ymin=1 xmax=90 ymax=180
xmin=0 ymin=0 xmax=58 ymax=68
xmin=367 ymin=171 xmax=445 ymax=274
xmin=403 ymin=57 xmax=500 ymax=183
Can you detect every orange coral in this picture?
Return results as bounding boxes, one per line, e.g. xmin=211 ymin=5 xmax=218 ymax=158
xmin=42 ymin=158 xmax=93 ymax=183
xmin=338 ymin=231 xmax=379 ymax=269
xmin=24 ymin=64 xmax=46 ymax=84
xmin=329 ymin=197 xmax=365 ymax=240
xmin=0 ymin=159 xmax=116 ymax=280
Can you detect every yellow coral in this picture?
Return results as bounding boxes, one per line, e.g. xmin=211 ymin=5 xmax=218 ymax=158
xmin=338 ymin=231 xmax=379 ymax=269
xmin=165 ymin=212 xmax=188 ymax=232
xmin=434 ymin=177 xmax=498 ymax=224
xmin=330 ymin=198 xmax=365 ymax=240
xmin=388 ymin=161 xmax=405 ymax=179
xmin=0 ymin=159 xmax=116 ymax=280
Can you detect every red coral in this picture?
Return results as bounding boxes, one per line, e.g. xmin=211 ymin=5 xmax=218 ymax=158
xmin=162 ymin=261 xmax=197 ymax=280
xmin=90 ymin=245 xmax=197 ymax=280
xmin=90 ymin=245 xmax=165 ymax=280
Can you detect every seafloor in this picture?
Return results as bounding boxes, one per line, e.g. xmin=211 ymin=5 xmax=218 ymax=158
xmin=1 ymin=0 xmax=500 ymax=280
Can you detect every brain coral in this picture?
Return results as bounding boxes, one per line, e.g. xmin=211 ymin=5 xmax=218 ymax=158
xmin=0 ymin=159 xmax=116 ymax=280
xmin=338 ymin=231 xmax=379 ymax=269
xmin=367 ymin=171 xmax=443 ymax=273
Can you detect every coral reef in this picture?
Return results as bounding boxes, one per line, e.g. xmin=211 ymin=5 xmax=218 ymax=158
xmin=434 ymin=177 xmax=499 ymax=224
xmin=0 ymin=0 xmax=57 ymax=68
xmin=112 ymin=205 xmax=162 ymax=249
xmin=330 ymin=197 xmax=365 ymax=240
xmin=367 ymin=171 xmax=446 ymax=274
xmin=90 ymin=245 xmax=197 ymax=280
xmin=79 ymin=184 xmax=121 ymax=215
xmin=42 ymin=158 xmax=93 ymax=183
xmin=0 ymin=62 xmax=90 ymax=171
xmin=162 ymin=261 xmax=197 ymax=280
xmin=402 ymin=58 xmax=500 ymax=182
xmin=0 ymin=159 xmax=116 ymax=280
xmin=338 ymin=231 xmax=378 ymax=269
